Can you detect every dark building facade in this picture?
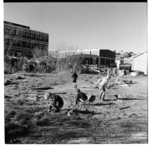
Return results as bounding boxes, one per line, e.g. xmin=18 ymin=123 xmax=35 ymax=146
xmin=55 ymin=49 xmax=116 ymax=67
xmin=99 ymin=49 xmax=116 ymax=67
xmin=75 ymin=49 xmax=115 ymax=67
xmin=4 ymin=21 xmax=49 ymax=58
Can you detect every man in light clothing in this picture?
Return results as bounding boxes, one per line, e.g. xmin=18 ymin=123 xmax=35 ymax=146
xmin=92 ymin=74 xmax=111 ymax=101
xmin=97 ymin=74 xmax=111 ymax=101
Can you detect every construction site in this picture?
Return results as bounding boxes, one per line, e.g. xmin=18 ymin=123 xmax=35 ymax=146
xmin=4 ymin=2 xmax=148 ymax=145
xmin=4 ymin=64 xmax=148 ymax=143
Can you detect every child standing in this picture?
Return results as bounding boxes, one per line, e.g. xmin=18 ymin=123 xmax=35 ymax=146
xmin=71 ymin=70 xmax=78 ymax=88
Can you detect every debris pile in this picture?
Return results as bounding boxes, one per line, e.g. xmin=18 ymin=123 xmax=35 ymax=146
xmin=108 ymin=79 xmax=136 ymax=88
xmin=4 ymin=79 xmax=17 ymax=86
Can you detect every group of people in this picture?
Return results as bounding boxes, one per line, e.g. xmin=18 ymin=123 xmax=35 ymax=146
xmin=44 ymin=69 xmax=111 ymax=116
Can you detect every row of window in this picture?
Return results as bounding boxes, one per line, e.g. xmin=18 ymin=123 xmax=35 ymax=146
xmin=100 ymin=58 xmax=114 ymax=65
xmin=5 ymin=38 xmax=48 ymax=50
xmin=4 ymin=26 xmax=48 ymax=42
xmin=10 ymin=50 xmax=48 ymax=57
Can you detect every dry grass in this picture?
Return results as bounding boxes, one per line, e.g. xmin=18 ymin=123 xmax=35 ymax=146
xmin=4 ymin=52 xmax=90 ymax=74
xmin=5 ymin=98 xmax=96 ymax=144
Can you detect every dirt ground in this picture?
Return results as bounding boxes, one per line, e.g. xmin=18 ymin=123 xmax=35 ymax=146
xmin=4 ymin=71 xmax=148 ymax=144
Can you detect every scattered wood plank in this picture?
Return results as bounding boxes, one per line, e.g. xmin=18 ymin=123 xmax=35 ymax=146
xmin=32 ymin=87 xmax=53 ymax=90
xmin=4 ymin=82 xmax=18 ymax=86
xmin=119 ymin=106 xmax=130 ymax=110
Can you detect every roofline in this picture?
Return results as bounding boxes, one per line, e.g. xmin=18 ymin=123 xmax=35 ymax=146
xmin=132 ymin=52 xmax=147 ymax=58
xmin=4 ymin=21 xmax=49 ymax=36
xmin=49 ymin=49 xmax=115 ymax=52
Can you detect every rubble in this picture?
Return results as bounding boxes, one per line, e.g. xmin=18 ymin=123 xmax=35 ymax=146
xmin=16 ymin=75 xmax=25 ymax=80
xmin=130 ymin=71 xmax=145 ymax=76
xmin=4 ymin=79 xmax=17 ymax=86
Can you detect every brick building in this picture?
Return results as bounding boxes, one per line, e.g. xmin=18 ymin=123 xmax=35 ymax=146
xmin=4 ymin=21 xmax=49 ymax=58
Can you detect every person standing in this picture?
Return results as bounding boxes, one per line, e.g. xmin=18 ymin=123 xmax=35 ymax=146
xmin=96 ymin=74 xmax=111 ymax=101
xmin=71 ymin=70 xmax=78 ymax=88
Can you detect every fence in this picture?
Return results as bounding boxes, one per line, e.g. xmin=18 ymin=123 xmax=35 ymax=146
xmin=48 ymin=50 xmax=100 ymax=59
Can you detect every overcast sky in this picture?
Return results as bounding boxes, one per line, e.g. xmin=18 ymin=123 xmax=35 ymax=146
xmin=4 ymin=2 xmax=147 ymax=53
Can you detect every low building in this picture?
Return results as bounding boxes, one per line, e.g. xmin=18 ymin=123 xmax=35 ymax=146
xmin=132 ymin=52 xmax=148 ymax=75
xmin=49 ymin=49 xmax=116 ymax=67
xmin=99 ymin=49 xmax=116 ymax=67
xmin=4 ymin=21 xmax=49 ymax=58
xmin=115 ymin=57 xmax=124 ymax=69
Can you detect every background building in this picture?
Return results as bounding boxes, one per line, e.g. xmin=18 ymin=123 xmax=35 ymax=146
xmin=49 ymin=49 xmax=116 ymax=67
xmin=115 ymin=57 xmax=124 ymax=69
xmin=132 ymin=52 xmax=148 ymax=75
xmin=99 ymin=49 xmax=116 ymax=67
xmin=4 ymin=21 xmax=49 ymax=58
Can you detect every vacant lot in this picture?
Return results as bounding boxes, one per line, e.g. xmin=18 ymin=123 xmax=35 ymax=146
xmin=4 ymin=71 xmax=148 ymax=144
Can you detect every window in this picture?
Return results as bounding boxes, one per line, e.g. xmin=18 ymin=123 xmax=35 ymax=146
xmin=5 ymin=38 xmax=10 ymax=46
xmin=27 ymin=42 xmax=31 ymax=48
xmin=4 ymin=27 xmax=10 ymax=36
xmin=41 ymin=35 xmax=44 ymax=41
xmin=101 ymin=58 xmax=105 ymax=65
xmin=44 ymin=36 xmax=48 ymax=42
xmin=31 ymin=33 xmax=35 ymax=39
xmin=22 ymin=41 xmax=26 ymax=48
xmin=36 ymin=34 xmax=40 ymax=40
xmin=10 ymin=27 xmax=17 ymax=37
xmin=26 ymin=32 xmax=31 ymax=39
xmin=106 ymin=59 xmax=110 ymax=66
xmin=111 ymin=59 xmax=114 ymax=63
xmin=11 ymin=39 xmax=16 ymax=47
xmin=17 ymin=30 xmax=21 ymax=37
xmin=16 ymin=40 xmax=21 ymax=47
xmin=31 ymin=43 xmax=35 ymax=49
xmin=22 ymin=31 xmax=26 ymax=38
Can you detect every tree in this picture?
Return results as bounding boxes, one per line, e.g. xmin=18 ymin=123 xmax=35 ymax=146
xmin=4 ymin=25 xmax=21 ymax=56
xmin=4 ymin=24 xmax=22 ymax=73
xmin=49 ymin=41 xmax=79 ymax=59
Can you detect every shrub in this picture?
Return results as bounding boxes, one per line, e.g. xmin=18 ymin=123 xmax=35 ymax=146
xmin=4 ymin=49 xmax=91 ymax=74
xmin=56 ymin=56 xmax=84 ymax=72
xmin=5 ymin=110 xmax=35 ymax=143
xmin=4 ymin=55 xmax=28 ymax=74
xmin=5 ymin=122 xmax=31 ymax=143
xmin=17 ymin=57 xmax=28 ymax=71
xmin=6 ymin=110 xmax=16 ymax=118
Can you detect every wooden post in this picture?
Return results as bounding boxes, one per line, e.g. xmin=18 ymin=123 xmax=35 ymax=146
xmin=89 ymin=51 xmax=91 ymax=65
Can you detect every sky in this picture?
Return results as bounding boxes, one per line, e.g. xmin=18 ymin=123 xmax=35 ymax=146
xmin=4 ymin=2 xmax=147 ymax=53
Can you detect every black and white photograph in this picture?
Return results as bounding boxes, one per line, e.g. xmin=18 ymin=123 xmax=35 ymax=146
xmin=3 ymin=0 xmax=148 ymax=144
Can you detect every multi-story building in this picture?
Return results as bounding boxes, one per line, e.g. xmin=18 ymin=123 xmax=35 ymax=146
xmin=4 ymin=21 xmax=49 ymax=58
